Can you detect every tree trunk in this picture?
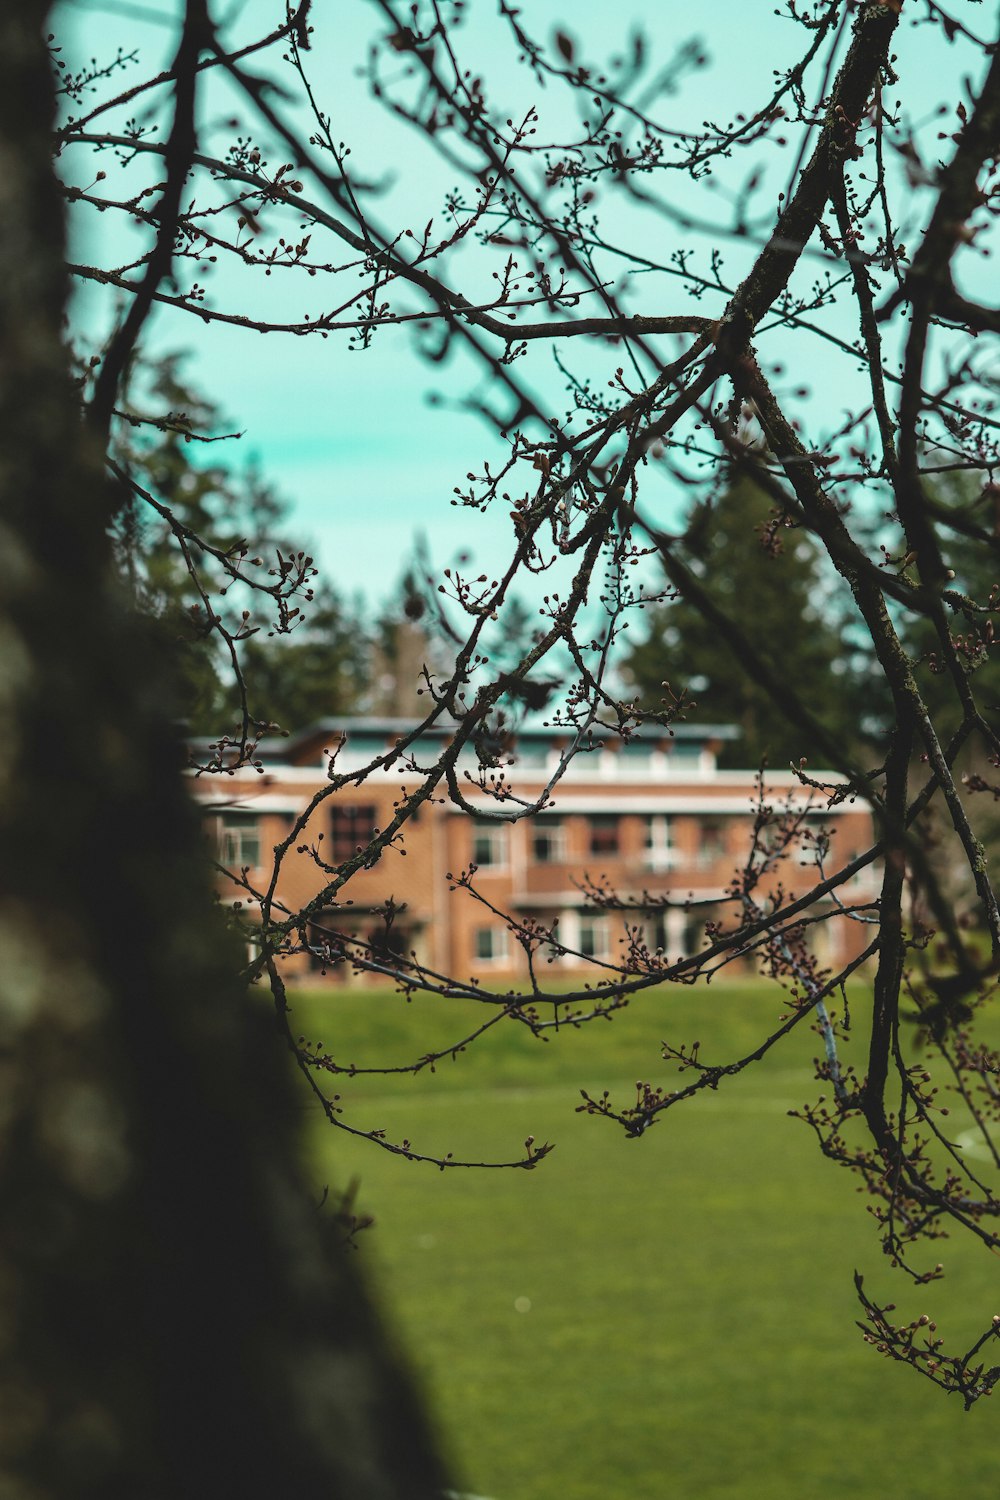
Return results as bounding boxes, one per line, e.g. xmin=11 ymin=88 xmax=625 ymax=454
xmin=0 ymin=8 xmax=448 ymax=1496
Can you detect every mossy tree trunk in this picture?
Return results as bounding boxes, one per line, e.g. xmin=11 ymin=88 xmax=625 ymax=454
xmin=0 ymin=8 xmax=447 ymax=1496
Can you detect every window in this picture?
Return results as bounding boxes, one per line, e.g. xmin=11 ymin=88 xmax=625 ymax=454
xmin=513 ymin=744 xmax=548 ymax=770
xmin=685 ymin=912 xmax=709 ymax=954
xmin=697 ymin=819 xmax=727 ymax=867
xmin=643 ymin=815 xmax=674 ymax=872
xmin=308 ymin=910 xmax=345 ymax=973
xmin=531 ymin=818 xmax=565 ymax=863
xmin=588 ymin=815 xmax=620 ymax=855
xmin=643 ymin=912 xmax=668 ymax=953
xmin=219 ymin=812 xmax=261 ymax=869
xmin=368 ymin=917 xmax=410 ymax=965
xmin=579 ymin=917 xmax=610 ymax=960
xmin=619 ymin=742 xmax=653 ymax=771
xmin=474 ymin=926 xmax=509 ymax=963
xmin=471 ymin=817 xmax=508 ymax=868
xmin=330 ymin=804 xmax=377 ymax=862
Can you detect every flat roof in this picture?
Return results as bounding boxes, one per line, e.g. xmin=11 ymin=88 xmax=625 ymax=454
xmin=269 ymin=714 xmax=740 ymax=755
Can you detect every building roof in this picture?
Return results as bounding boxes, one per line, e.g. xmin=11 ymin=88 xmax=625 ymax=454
xmin=254 ymin=714 xmax=741 ymax=762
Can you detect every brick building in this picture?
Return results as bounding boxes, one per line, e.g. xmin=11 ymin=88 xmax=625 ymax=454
xmin=194 ymin=717 xmax=877 ymax=983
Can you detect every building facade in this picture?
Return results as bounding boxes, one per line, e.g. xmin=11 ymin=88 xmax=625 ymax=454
xmin=193 ymin=717 xmax=878 ymax=984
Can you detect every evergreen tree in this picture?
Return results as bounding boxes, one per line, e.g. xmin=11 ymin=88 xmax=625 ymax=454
xmin=225 ymin=582 xmax=369 ymax=731
xmin=893 ymin=470 xmax=1000 ymax=911
xmin=897 ymin=468 xmax=1000 ymax=736
xmin=623 ymin=476 xmax=875 ymax=768
xmin=110 ymin=355 xmax=368 ymax=732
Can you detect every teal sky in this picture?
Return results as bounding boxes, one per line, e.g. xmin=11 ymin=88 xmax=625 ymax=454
xmin=55 ymin=1 xmax=991 ymax=604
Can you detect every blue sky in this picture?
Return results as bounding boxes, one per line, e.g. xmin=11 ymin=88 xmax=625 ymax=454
xmin=55 ymin=0 xmax=991 ymax=606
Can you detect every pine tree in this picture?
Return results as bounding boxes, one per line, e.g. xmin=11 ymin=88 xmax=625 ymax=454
xmin=111 ymin=354 xmax=369 ymax=732
xmin=623 ymin=476 xmax=875 ymax=768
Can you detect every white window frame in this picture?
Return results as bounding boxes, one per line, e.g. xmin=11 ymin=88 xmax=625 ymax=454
xmin=219 ymin=812 xmax=261 ymax=869
xmin=474 ymin=925 xmax=510 ymax=964
xmin=531 ymin=818 xmax=566 ymax=864
xmin=471 ymin=817 xmax=509 ymax=869
xmin=696 ymin=819 xmax=728 ymax=868
xmin=330 ymin=803 xmax=377 ymax=863
xmin=578 ymin=916 xmax=610 ymax=960
xmin=642 ymin=814 xmax=676 ymax=872
xmin=587 ymin=815 xmax=620 ymax=856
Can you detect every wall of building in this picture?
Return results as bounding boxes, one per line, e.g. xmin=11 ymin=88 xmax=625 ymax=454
xmin=192 ymin=719 xmax=878 ymax=987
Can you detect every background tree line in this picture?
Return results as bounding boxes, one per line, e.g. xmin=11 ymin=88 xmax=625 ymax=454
xmin=111 ymin=353 xmax=432 ymax=728
xmin=134 ymin=364 xmax=1000 ymax=804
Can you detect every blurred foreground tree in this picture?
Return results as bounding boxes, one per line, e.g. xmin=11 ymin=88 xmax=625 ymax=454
xmin=0 ymin=6 xmax=447 ymax=1495
xmin=55 ymin=0 xmax=1000 ymax=1406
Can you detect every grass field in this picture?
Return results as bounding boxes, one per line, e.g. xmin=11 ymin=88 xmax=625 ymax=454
xmin=287 ymin=980 xmax=998 ymax=1500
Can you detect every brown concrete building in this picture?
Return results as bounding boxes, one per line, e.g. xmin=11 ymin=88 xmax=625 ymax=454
xmin=193 ymin=718 xmax=877 ymax=984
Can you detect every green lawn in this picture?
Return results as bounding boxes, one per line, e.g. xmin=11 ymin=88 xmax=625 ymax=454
xmin=287 ymin=980 xmax=999 ymax=1500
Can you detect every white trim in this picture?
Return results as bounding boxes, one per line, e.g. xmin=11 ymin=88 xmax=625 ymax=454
xmin=461 ymin=794 xmax=861 ymax=816
xmin=187 ymin=762 xmax=857 ymax=792
xmin=192 ymin=784 xmax=864 ymax=824
xmin=193 ymin=794 xmax=307 ymax=814
xmin=703 ymin=768 xmax=850 ymax=786
xmin=188 ymin=764 xmax=373 ymax=786
xmin=512 ymin=887 xmax=732 ymax=907
xmin=558 ymin=908 xmax=581 ymax=954
xmin=666 ymin=907 xmax=688 ymax=957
